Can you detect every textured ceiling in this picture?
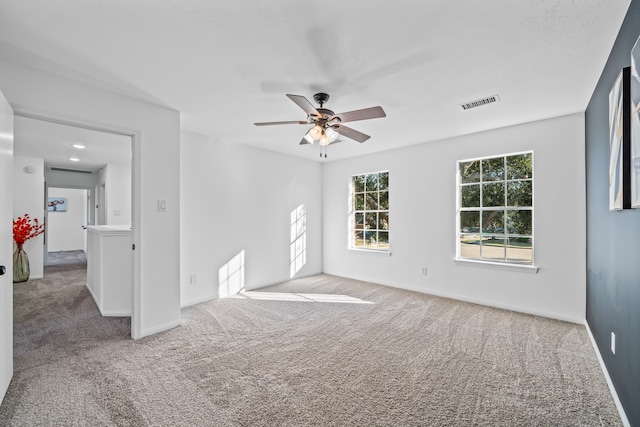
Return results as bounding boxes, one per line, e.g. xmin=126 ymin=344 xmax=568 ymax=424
xmin=0 ymin=0 xmax=631 ymax=164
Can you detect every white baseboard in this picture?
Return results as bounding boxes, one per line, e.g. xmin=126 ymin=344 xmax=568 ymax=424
xmin=139 ymin=319 xmax=182 ymax=338
xmin=181 ymin=293 xmax=216 ymax=308
xmin=85 ymin=282 xmax=100 ymax=308
xmin=584 ymin=321 xmax=630 ymax=427
xmin=99 ymin=309 xmax=131 ymax=317
xmin=329 ymin=273 xmax=584 ymax=324
xmin=86 ymin=283 xmax=131 ymax=317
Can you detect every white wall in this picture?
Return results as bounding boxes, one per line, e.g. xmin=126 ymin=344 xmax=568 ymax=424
xmin=322 ymin=113 xmax=586 ymax=323
xmin=47 ymin=188 xmax=87 ymax=252
xmin=0 ymin=60 xmax=181 ymax=339
xmin=103 ymin=164 xmax=131 ymax=226
xmin=180 ymin=131 xmax=323 ymax=307
xmin=12 ymin=155 xmax=45 ymax=279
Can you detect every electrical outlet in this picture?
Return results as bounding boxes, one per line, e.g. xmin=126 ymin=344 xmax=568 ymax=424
xmin=611 ymin=332 xmax=616 ymax=354
xmin=420 ymin=267 xmax=428 ymax=276
xmin=189 ymin=274 xmax=197 ymax=286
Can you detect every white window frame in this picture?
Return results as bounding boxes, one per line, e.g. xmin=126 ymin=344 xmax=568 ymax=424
xmin=349 ymin=171 xmax=390 ymax=252
xmin=456 ymin=151 xmax=537 ymax=272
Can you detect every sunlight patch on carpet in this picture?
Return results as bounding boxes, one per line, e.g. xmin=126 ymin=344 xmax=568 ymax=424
xmin=227 ymin=291 xmax=374 ymax=304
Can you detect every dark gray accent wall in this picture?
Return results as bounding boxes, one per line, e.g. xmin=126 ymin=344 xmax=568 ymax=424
xmin=585 ymin=2 xmax=640 ymax=425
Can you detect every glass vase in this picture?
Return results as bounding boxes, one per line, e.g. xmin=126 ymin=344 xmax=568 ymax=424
xmin=13 ymin=243 xmax=30 ymax=283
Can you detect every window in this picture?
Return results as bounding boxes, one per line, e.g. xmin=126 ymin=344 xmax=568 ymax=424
xmin=457 ymin=152 xmax=533 ymax=265
xmin=351 ymin=171 xmax=389 ymax=250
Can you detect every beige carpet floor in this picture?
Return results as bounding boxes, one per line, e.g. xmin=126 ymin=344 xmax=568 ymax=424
xmin=0 ymin=258 xmax=622 ymax=426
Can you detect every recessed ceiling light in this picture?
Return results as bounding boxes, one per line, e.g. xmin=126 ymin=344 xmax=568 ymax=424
xmin=72 ymin=143 xmax=86 ymax=149
xmin=69 ymin=157 xmax=80 ymax=162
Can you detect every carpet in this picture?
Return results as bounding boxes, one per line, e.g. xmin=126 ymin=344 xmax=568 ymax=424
xmin=0 ymin=263 xmax=622 ymax=426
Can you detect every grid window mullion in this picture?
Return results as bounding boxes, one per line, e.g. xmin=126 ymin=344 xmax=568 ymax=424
xmin=351 ymin=171 xmax=389 ymax=250
xmin=458 ymin=152 xmax=533 ymax=265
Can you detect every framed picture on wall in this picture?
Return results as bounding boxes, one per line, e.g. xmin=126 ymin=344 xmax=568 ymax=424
xmin=48 ymin=197 xmax=67 ymax=212
xmin=609 ymin=66 xmax=631 ymax=210
xmin=631 ymin=36 xmax=640 ymax=208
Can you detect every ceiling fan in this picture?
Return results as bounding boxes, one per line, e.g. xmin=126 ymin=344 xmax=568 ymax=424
xmin=254 ymin=93 xmax=386 ymax=151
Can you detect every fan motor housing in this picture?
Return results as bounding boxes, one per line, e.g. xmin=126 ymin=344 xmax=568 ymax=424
xmin=316 ymin=108 xmax=335 ymax=118
xmin=313 ymin=92 xmax=330 ymax=106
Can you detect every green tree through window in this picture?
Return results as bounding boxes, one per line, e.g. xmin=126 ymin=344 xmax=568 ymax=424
xmin=351 ymin=171 xmax=389 ymax=250
xmin=458 ymin=152 xmax=533 ymax=264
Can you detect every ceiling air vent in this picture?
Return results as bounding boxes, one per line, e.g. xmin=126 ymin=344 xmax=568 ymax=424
xmin=49 ymin=166 xmax=95 ymax=175
xmin=459 ymin=94 xmax=500 ymax=111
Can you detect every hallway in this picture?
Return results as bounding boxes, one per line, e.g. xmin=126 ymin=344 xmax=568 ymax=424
xmin=46 ymin=250 xmax=87 ymax=269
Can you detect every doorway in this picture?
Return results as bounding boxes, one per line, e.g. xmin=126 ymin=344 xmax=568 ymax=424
xmin=45 ymin=187 xmax=89 ymax=265
xmin=13 ymin=115 xmax=132 ymax=272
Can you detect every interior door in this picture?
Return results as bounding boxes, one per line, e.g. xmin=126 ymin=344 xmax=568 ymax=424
xmin=0 ymin=89 xmax=14 ymax=402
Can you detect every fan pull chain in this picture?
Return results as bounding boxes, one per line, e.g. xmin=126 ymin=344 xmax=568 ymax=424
xmin=319 ymin=145 xmax=328 ymax=158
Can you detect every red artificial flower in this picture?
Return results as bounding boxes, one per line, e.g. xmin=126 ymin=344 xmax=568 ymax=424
xmin=13 ymin=214 xmax=45 ymax=245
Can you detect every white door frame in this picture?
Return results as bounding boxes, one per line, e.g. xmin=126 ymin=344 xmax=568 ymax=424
xmin=12 ymin=109 xmax=140 ymax=339
xmin=0 ymin=90 xmax=14 ymax=403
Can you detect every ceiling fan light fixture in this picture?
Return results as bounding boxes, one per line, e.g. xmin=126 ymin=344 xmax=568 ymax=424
xmin=308 ymin=125 xmax=323 ymax=140
xmin=254 ymin=93 xmax=386 ymax=154
xmin=325 ymin=127 xmax=339 ymax=142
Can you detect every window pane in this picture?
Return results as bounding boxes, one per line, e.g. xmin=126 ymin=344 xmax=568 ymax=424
xmin=378 ymin=212 xmax=389 ymax=230
xmin=507 ymin=181 xmax=532 ymax=207
xmin=364 ymin=230 xmax=377 ymax=248
xmin=482 ymin=237 xmax=505 ymax=261
xmin=379 ymin=191 xmax=389 ymax=209
xmin=378 ymin=172 xmax=389 ymax=191
xmin=461 ymin=184 xmax=480 ymax=207
xmin=506 ymin=210 xmax=532 ymax=235
xmin=354 ymin=212 xmax=364 ymax=230
xmin=458 ymin=153 xmax=533 ymax=265
xmin=366 ymin=193 xmax=379 ymax=210
xmin=351 ymin=171 xmax=389 ymax=252
xmin=460 ymin=235 xmax=481 ymax=259
xmin=378 ymin=232 xmax=389 ymax=249
xmin=460 ymin=211 xmax=480 ymax=233
xmin=460 ymin=160 xmax=480 ymax=184
xmin=482 ymin=210 xmax=504 ymax=234
xmin=365 ymin=174 xmax=378 ymax=191
xmin=482 ymin=182 xmax=505 ymax=207
xmin=507 ymin=153 xmax=532 ymax=180
xmin=506 ymin=237 xmax=532 ymax=263
xmin=482 ymin=158 xmax=505 ymax=181
xmin=354 ymin=231 xmax=364 ymax=247
xmin=365 ymin=212 xmax=377 ymax=229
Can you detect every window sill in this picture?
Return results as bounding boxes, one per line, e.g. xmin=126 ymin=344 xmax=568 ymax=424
xmin=349 ymin=247 xmax=392 ymax=256
xmin=453 ymin=258 xmax=538 ymax=273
